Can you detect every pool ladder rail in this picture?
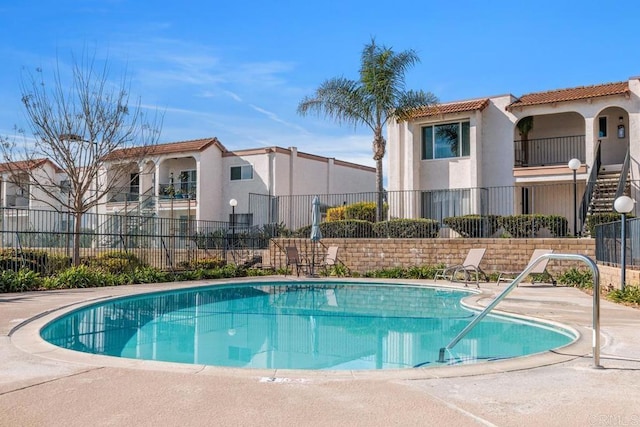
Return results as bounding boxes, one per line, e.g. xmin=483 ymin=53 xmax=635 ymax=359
xmin=437 ymin=253 xmax=602 ymax=369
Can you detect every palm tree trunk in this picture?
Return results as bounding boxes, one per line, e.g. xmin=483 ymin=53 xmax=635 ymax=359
xmin=375 ymin=158 xmax=384 ymax=222
xmin=373 ymin=129 xmax=386 ymax=222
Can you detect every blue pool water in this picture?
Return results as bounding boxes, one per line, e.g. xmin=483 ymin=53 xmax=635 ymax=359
xmin=41 ymin=282 xmax=575 ymax=370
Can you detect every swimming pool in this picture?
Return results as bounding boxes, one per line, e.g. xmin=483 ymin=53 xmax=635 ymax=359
xmin=40 ymin=282 xmax=576 ymax=370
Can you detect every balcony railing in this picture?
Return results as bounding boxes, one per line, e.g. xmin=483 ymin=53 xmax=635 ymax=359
xmin=159 ymin=181 xmax=197 ymax=200
xmin=514 ymin=135 xmax=585 ymax=167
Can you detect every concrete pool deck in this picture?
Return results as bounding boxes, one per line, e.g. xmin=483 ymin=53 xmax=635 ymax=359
xmin=1 ymin=277 xmax=640 ymax=426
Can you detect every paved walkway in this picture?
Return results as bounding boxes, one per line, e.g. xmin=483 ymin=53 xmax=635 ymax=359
xmin=1 ymin=277 xmax=640 ymax=426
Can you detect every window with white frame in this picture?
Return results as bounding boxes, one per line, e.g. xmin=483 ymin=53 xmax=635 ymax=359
xmin=421 ymin=121 xmax=470 ymax=160
xmin=230 ymin=165 xmax=253 ymax=181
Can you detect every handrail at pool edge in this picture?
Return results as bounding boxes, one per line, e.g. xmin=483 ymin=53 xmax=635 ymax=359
xmin=437 ymin=253 xmax=602 ymax=368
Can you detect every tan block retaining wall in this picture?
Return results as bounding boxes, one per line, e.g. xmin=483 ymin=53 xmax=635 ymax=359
xmin=598 ymin=264 xmax=640 ymax=289
xmin=270 ymin=238 xmax=596 ymax=281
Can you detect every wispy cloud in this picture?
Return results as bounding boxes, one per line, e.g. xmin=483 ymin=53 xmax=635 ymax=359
xmin=2 ymin=33 xmax=375 ymax=174
xmin=248 ymin=104 xmax=309 ymax=134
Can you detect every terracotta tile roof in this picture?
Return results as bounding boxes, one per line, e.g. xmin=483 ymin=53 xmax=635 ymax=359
xmin=410 ymin=99 xmax=490 ymax=119
xmin=507 ymin=81 xmax=629 ymax=109
xmin=103 ymin=137 xmax=226 ymax=161
xmin=0 ymin=158 xmax=61 ymax=173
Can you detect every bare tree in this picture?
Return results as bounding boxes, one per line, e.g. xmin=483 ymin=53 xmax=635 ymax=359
xmin=1 ymin=51 xmax=162 ymax=265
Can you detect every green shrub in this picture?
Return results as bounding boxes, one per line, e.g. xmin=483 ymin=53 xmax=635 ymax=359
xmin=543 ymin=215 xmax=569 ymax=237
xmin=326 ymin=206 xmax=346 ymax=221
xmin=296 ymin=220 xmax=375 ymax=238
xmin=322 ymin=220 xmax=375 ymax=238
xmin=361 ymin=265 xmax=443 ymax=279
xmin=46 ymin=265 xmax=116 ymax=289
xmin=89 ymin=251 xmax=146 ymax=273
xmin=179 ymin=257 xmax=226 ymax=270
xmin=0 ymin=249 xmax=49 ymax=273
xmin=443 ymin=215 xmax=501 ymax=237
xmin=320 ymin=263 xmax=349 ymax=277
xmin=0 ymin=269 xmax=43 ymax=292
xmin=326 ymin=201 xmax=388 ymax=223
xmin=405 ymin=264 xmax=443 ymax=279
xmin=498 ymin=214 xmax=545 ymax=238
xmin=363 ymin=266 xmax=409 ymax=278
xmin=46 ymin=255 xmax=72 ymax=275
xmin=345 ymin=201 xmax=378 ymax=222
xmin=557 ymin=267 xmax=593 ymax=289
xmin=245 ymin=268 xmax=272 ymax=277
xmin=128 ymin=266 xmax=170 ymax=284
xmin=373 ymin=219 xmax=440 ymax=238
xmin=607 ymin=285 xmax=640 ymax=305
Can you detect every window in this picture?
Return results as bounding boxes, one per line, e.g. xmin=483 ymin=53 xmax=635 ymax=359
xmin=598 ymin=116 xmax=608 ymax=138
xmin=60 ymin=179 xmax=71 ymax=193
xmin=422 ymin=121 xmax=470 ymax=160
xmin=421 ymin=189 xmax=472 ymax=221
xmin=229 ymin=213 xmax=253 ymax=228
xmin=521 ymin=187 xmax=531 ymax=214
xmin=179 ymin=215 xmax=196 ymax=235
xmin=230 ymin=165 xmax=253 ymax=181
xmin=179 ymin=170 xmax=196 ymax=194
xmin=129 ymin=173 xmax=139 ymax=200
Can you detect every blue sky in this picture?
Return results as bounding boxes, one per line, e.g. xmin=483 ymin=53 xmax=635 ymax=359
xmin=2 ymin=0 xmax=640 ymax=169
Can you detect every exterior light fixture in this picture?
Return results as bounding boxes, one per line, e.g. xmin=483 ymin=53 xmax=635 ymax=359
xmin=618 ymin=116 xmax=625 ymax=139
xmin=229 ymin=198 xmax=238 ymax=242
xmin=614 ymin=195 xmax=634 ymax=291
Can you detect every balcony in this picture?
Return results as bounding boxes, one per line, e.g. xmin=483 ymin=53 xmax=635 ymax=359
xmin=514 ymin=135 xmax=585 ymax=168
xmin=159 ymin=181 xmax=197 ymax=200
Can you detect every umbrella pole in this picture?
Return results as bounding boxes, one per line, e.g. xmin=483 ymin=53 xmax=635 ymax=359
xmin=311 ymin=243 xmax=315 ymax=276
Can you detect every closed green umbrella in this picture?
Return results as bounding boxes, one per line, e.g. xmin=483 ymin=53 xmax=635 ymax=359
xmin=310 ymin=196 xmax=322 ymax=275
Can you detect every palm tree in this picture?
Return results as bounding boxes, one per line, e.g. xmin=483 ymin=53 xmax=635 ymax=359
xmin=297 ymin=39 xmax=438 ymax=222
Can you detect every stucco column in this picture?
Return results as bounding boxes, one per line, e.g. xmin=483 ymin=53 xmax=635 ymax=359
xmin=327 ymin=157 xmax=334 ymax=193
xmin=584 ymin=117 xmax=596 ymax=167
xmin=288 ymin=147 xmax=297 ymax=196
xmin=402 ymin=122 xmax=416 ymax=218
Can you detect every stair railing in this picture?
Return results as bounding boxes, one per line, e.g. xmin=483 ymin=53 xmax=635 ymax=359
xmin=578 ymin=140 xmax=601 ymax=230
xmin=613 ymin=147 xmax=631 ymax=203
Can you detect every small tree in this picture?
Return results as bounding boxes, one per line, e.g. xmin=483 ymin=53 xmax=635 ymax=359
xmin=298 ymin=38 xmax=438 ymax=222
xmin=1 ymin=51 xmax=162 ymax=265
xmin=517 ymin=116 xmax=534 ymax=166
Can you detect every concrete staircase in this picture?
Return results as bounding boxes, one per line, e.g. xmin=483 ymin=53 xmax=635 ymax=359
xmin=588 ymin=166 xmax=629 ymax=215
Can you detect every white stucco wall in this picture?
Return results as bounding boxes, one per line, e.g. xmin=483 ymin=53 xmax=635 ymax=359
xmin=198 ymin=147 xmax=223 ymax=221
xmin=329 ymin=161 xmax=376 ymax=194
xmin=388 ymin=78 xmax=640 ymax=196
xmin=480 ymin=95 xmax=517 ymax=188
xmin=29 ymin=162 xmax=61 ymax=211
xmin=216 ymin=147 xmax=375 ymax=225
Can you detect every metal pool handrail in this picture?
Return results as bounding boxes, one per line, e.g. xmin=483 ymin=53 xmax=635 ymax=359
xmin=437 ymin=253 xmax=602 ymax=368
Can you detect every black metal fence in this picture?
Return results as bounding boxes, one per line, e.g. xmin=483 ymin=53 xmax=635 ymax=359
xmin=4 ymin=179 xmax=640 ymax=273
xmin=0 ymin=207 xmax=273 ymax=273
xmin=250 ymin=181 xmax=640 ymax=237
xmin=595 ymin=217 xmax=640 ymax=267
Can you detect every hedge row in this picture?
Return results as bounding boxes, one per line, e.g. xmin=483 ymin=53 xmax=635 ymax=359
xmin=444 ymin=214 xmax=569 ymax=238
xmin=296 ymin=219 xmax=440 ymax=238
